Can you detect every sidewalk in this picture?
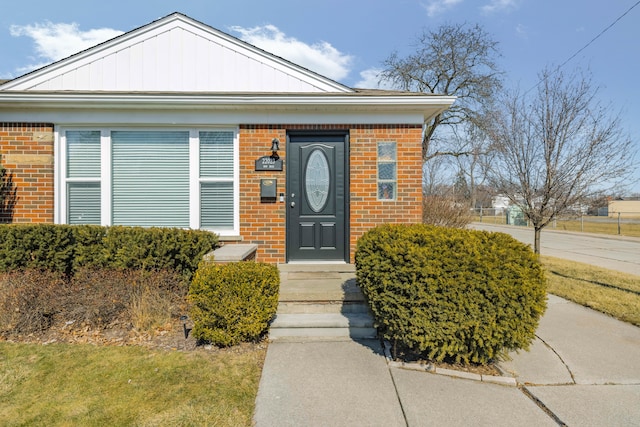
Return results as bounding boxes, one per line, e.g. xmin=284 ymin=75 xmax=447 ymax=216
xmin=254 ymin=295 xmax=640 ymax=426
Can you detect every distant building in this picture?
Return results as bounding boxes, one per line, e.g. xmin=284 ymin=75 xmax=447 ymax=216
xmin=491 ymin=195 xmax=510 ymax=214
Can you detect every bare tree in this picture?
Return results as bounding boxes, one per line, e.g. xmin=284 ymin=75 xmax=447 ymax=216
xmin=422 ymin=194 xmax=472 ymax=228
xmin=380 ymin=23 xmax=503 ymax=161
xmin=451 ymin=123 xmax=495 ymax=209
xmin=485 ymin=68 xmax=636 ymax=254
xmin=421 ymin=154 xmax=451 ymax=196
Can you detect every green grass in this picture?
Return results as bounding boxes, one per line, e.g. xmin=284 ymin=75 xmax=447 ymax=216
xmin=0 ymin=343 xmax=265 ymax=426
xmin=542 ymin=256 xmax=640 ymax=326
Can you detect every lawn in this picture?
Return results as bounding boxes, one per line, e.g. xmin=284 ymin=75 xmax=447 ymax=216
xmin=542 ymin=256 xmax=640 ymax=326
xmin=0 ymin=342 xmax=266 ymax=426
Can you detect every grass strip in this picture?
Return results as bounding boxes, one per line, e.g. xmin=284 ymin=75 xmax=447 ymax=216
xmin=542 ymin=256 xmax=640 ymax=326
xmin=0 ymin=343 xmax=265 ymax=426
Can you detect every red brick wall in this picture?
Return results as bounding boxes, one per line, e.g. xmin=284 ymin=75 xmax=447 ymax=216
xmin=238 ymin=125 xmax=288 ymax=264
xmin=0 ymin=123 xmax=54 ymax=223
xmin=349 ymin=125 xmax=423 ymax=262
xmin=237 ymin=124 xmax=423 ymax=264
xmin=0 ymin=122 xmax=423 ymax=263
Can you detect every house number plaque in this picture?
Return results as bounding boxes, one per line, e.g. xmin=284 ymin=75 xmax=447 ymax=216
xmin=255 ymin=156 xmax=283 ymax=171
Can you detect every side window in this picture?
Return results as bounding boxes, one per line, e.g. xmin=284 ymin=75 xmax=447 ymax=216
xmin=377 ymin=141 xmax=397 ymax=200
xmin=199 ymin=131 xmax=235 ymax=230
xmin=66 ymin=131 xmax=101 ymax=224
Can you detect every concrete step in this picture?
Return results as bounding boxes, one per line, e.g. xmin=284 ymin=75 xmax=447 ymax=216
xmin=277 ymin=301 xmax=371 ymax=314
xmin=269 ymin=313 xmax=377 ymax=339
xmin=278 ymin=263 xmax=355 ymax=273
xmin=270 ymin=264 xmax=376 ymax=340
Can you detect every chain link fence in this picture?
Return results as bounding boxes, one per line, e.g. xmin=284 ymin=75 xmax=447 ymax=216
xmin=471 ymin=208 xmax=640 ymax=238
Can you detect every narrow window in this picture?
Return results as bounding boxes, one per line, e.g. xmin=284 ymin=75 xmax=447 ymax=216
xmin=377 ymin=142 xmax=397 ymax=200
xmin=66 ymin=131 xmax=101 ymax=224
xmin=199 ymin=131 xmax=234 ymax=230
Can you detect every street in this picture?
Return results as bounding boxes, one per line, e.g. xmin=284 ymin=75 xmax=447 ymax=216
xmin=469 ymin=223 xmax=640 ymax=276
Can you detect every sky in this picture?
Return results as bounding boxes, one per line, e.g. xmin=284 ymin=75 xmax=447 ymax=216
xmin=1 ymin=0 xmax=639 ymax=193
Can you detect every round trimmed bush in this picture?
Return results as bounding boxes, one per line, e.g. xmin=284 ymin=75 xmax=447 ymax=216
xmin=355 ymin=224 xmax=547 ymax=364
xmin=188 ymin=262 xmax=279 ymax=347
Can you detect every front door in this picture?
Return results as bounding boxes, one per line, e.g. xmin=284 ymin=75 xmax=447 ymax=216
xmin=287 ymin=133 xmax=348 ymax=262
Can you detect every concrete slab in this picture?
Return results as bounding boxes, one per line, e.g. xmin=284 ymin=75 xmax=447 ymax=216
xmin=278 ymin=277 xmax=363 ymax=302
xmin=390 ymin=369 xmax=556 ymax=426
xmin=526 ymin=384 xmax=640 ymax=426
xmin=500 ymin=337 xmax=574 ymax=385
xmin=534 ymin=296 xmax=640 ymax=385
xmin=253 ymin=340 xmax=406 ymax=427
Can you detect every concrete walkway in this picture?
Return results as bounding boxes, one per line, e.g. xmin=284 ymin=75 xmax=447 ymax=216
xmin=254 ymin=294 xmax=640 ymax=426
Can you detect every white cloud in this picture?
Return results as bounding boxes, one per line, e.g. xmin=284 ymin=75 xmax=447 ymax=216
xmin=10 ymin=21 xmax=123 ymax=63
xmin=354 ymin=68 xmax=382 ymax=89
xmin=423 ymin=0 xmax=464 ymax=17
xmin=354 ymin=68 xmax=397 ymax=90
xmin=482 ymin=0 xmax=518 ymax=14
xmin=230 ymin=24 xmax=352 ymax=81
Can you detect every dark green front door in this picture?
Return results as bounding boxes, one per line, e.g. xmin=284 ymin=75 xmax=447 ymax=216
xmin=287 ymin=133 xmax=348 ymax=262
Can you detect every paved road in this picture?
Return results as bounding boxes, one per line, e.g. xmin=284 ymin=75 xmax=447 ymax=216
xmin=469 ymin=223 xmax=640 ymax=276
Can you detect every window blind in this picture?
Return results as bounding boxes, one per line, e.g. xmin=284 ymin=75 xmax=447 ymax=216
xmin=66 ymin=130 xmax=101 ymax=224
xmin=112 ymin=131 xmax=190 ymax=227
xmin=67 ymin=183 xmax=101 ymax=225
xmin=199 ymin=131 xmax=234 ymax=177
xmin=200 ymin=182 xmax=234 ymax=229
xmin=199 ymin=131 xmax=234 ymax=229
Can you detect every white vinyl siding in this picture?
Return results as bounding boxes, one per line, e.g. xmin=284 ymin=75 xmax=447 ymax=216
xmin=66 ymin=131 xmax=101 ymax=224
xmin=61 ymin=128 xmax=238 ymax=234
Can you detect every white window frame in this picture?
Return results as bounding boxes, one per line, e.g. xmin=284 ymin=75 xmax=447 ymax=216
xmin=56 ymin=126 xmax=240 ymax=236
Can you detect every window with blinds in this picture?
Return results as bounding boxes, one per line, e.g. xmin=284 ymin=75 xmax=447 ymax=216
xmin=112 ymin=131 xmax=190 ymax=227
xmin=200 ymin=131 xmax=234 ymax=229
xmin=63 ymin=128 xmax=237 ymax=232
xmin=66 ymin=131 xmax=101 ymax=224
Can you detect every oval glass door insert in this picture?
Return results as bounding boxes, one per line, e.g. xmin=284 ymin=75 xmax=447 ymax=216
xmin=305 ymin=149 xmax=330 ymax=212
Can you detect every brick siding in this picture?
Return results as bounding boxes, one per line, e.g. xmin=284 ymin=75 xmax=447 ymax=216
xmin=0 ymin=122 xmax=423 ymax=263
xmin=238 ymin=124 xmax=423 ymax=264
xmin=0 ymin=123 xmax=55 ymax=223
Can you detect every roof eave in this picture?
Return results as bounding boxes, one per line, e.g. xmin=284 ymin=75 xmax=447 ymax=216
xmin=0 ymin=92 xmax=455 ymax=120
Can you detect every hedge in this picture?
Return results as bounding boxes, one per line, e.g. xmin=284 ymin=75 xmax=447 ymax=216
xmin=0 ymin=224 xmax=219 ymax=279
xmin=355 ymin=224 xmax=547 ymax=364
xmin=188 ymin=262 xmax=280 ymax=347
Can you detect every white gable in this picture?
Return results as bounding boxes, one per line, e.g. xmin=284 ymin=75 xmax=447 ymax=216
xmin=2 ymin=13 xmax=352 ymax=93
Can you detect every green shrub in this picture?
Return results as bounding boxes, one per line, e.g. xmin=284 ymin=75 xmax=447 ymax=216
xmin=355 ymin=224 xmax=547 ymax=364
xmin=0 ymin=224 xmax=75 ymax=275
xmin=188 ymin=262 xmax=280 ymax=347
xmin=100 ymin=226 xmax=218 ymax=279
xmin=0 ymin=224 xmax=218 ymax=279
xmin=71 ymin=225 xmax=108 ymax=270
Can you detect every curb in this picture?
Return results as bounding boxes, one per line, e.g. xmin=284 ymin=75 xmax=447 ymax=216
xmin=383 ymin=341 xmax=518 ymax=387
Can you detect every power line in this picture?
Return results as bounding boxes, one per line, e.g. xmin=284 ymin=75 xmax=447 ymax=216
xmin=526 ymin=0 xmax=640 ymax=94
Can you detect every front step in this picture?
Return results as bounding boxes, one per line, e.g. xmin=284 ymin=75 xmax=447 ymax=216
xmin=269 ymin=313 xmax=376 ymax=339
xmin=269 ymin=264 xmax=377 ymax=340
xmin=277 ymin=301 xmax=371 ymax=314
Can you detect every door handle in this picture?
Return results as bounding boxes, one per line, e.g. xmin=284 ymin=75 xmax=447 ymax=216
xmin=290 ymin=201 xmax=296 ymax=208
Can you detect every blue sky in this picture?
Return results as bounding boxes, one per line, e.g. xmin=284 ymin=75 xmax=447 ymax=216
xmin=1 ymin=0 xmax=639 ymax=193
